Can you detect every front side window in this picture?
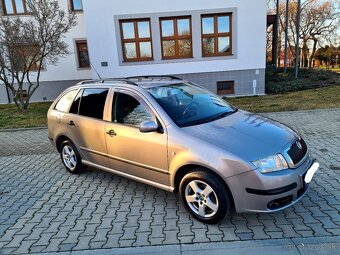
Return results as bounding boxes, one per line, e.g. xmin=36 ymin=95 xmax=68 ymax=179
xmin=70 ymin=0 xmax=83 ymax=11
xmin=78 ymin=88 xmax=109 ymax=120
xmin=147 ymin=83 xmax=236 ymax=127
xmin=55 ymin=90 xmax=78 ymax=113
xmin=112 ymin=92 xmax=153 ymax=127
xmin=160 ymin=16 xmax=192 ymax=59
xmin=3 ymin=0 xmax=28 ymax=15
xmin=201 ymin=13 xmax=232 ymax=57
xmin=119 ymin=19 xmax=153 ymax=62
xmin=76 ymin=41 xmax=90 ymax=68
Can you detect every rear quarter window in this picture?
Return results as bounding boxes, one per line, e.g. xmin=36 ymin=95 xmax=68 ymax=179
xmin=78 ymin=88 xmax=109 ymax=120
xmin=54 ymin=90 xmax=78 ymax=112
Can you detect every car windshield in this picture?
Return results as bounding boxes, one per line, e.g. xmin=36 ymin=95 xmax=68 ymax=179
xmin=147 ymin=83 xmax=237 ymax=127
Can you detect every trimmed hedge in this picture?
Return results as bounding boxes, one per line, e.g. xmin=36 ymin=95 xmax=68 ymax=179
xmin=265 ymin=67 xmax=339 ymax=94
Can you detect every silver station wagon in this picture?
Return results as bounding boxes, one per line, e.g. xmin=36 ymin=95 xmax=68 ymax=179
xmin=48 ymin=76 xmax=319 ymax=223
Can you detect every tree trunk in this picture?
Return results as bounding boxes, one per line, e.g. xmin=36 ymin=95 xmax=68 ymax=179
xmin=12 ymin=87 xmax=27 ymax=112
xmin=309 ymin=38 xmax=318 ymax=68
xmin=302 ymin=40 xmax=308 ymax=68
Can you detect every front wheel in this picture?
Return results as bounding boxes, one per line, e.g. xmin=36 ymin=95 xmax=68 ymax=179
xmin=179 ymin=170 xmax=232 ymax=224
xmin=60 ymin=140 xmax=84 ymax=174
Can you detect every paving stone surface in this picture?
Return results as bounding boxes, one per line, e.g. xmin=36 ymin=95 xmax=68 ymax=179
xmin=0 ymin=109 xmax=339 ymax=254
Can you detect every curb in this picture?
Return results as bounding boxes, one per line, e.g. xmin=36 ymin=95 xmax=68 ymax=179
xmin=29 ymin=236 xmax=340 ymax=255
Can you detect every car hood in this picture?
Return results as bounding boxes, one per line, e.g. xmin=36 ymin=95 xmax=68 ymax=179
xmin=181 ymin=110 xmax=298 ymax=162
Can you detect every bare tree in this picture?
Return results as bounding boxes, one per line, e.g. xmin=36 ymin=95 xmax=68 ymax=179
xmin=276 ymin=0 xmax=338 ymax=68
xmin=267 ymin=0 xmax=339 ymax=68
xmin=299 ymin=0 xmax=337 ymax=67
xmin=0 ymin=0 xmax=77 ymax=111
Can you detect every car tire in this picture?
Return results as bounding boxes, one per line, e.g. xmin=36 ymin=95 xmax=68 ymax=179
xmin=60 ymin=140 xmax=84 ymax=174
xmin=179 ymin=169 xmax=231 ymax=224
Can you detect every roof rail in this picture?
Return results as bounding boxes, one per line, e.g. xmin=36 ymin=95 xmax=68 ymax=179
xmin=78 ymin=80 xmax=100 ymax=85
xmin=78 ymin=79 xmax=138 ymax=86
xmin=78 ymin=75 xmax=183 ymax=86
xmin=124 ymin=75 xmax=182 ymax=81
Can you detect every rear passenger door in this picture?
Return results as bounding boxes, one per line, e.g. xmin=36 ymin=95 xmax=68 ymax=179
xmin=66 ymin=88 xmax=110 ymax=168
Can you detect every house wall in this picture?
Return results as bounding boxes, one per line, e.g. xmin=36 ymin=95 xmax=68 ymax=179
xmin=0 ymin=0 xmax=91 ymax=103
xmin=82 ymin=0 xmax=267 ymax=90
xmin=0 ymin=0 xmax=267 ymax=103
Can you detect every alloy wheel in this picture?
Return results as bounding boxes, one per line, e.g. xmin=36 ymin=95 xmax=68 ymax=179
xmin=184 ymin=180 xmax=219 ymax=218
xmin=62 ymin=145 xmax=77 ymax=171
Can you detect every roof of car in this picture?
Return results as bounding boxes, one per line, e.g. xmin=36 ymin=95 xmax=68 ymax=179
xmin=76 ymin=76 xmax=185 ymax=89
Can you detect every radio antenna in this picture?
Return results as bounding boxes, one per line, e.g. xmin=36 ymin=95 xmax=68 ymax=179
xmin=90 ymin=62 xmax=102 ymax=80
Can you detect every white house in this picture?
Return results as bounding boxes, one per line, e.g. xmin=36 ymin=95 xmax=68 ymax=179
xmin=0 ymin=0 xmax=267 ymax=104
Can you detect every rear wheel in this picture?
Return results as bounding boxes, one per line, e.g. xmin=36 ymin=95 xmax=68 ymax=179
xmin=179 ymin=169 xmax=231 ymax=224
xmin=60 ymin=140 xmax=84 ymax=174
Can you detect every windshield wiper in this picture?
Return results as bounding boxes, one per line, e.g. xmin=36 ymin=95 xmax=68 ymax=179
xmin=181 ymin=108 xmax=238 ymax=127
xmin=211 ymin=108 xmax=238 ymax=121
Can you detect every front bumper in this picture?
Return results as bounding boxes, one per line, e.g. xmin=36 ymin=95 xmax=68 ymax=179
xmin=226 ymin=154 xmax=319 ymax=213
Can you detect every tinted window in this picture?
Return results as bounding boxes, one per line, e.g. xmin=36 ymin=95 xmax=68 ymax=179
xmin=78 ymin=89 xmax=109 ymax=119
xmin=113 ymin=93 xmax=153 ymax=127
xmin=55 ymin=90 xmax=78 ymax=113
xmin=69 ymin=89 xmax=83 ymax=114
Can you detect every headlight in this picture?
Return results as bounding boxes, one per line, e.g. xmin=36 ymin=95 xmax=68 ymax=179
xmin=252 ymin=154 xmax=288 ymax=173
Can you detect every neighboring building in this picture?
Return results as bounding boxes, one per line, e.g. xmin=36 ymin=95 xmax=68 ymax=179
xmin=0 ymin=0 xmax=91 ymax=103
xmin=0 ymin=0 xmax=267 ymax=104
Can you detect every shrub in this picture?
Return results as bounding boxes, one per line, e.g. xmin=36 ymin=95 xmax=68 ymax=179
xmin=265 ymin=67 xmax=339 ymax=94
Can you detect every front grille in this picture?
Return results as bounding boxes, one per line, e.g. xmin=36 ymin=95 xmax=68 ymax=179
xmin=287 ymin=138 xmax=307 ymax=165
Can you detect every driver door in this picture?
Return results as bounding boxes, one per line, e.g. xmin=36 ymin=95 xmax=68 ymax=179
xmin=105 ymin=90 xmax=169 ymax=187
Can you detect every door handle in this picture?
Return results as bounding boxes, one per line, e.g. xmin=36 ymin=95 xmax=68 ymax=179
xmin=106 ymin=129 xmax=117 ymax=137
xmin=67 ymin=121 xmax=75 ymax=126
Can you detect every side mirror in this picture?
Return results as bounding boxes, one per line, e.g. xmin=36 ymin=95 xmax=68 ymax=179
xmin=139 ymin=121 xmax=159 ymax=133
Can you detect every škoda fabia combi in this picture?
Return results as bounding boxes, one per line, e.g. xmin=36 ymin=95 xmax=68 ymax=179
xmin=48 ymin=76 xmax=319 ymax=223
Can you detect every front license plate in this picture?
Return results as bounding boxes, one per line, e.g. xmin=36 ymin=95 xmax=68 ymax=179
xmin=304 ymin=162 xmax=319 ymax=184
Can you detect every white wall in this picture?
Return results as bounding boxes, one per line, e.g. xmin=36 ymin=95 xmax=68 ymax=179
xmin=0 ymin=0 xmax=92 ymax=83
xmin=38 ymin=0 xmax=91 ymax=82
xmin=83 ymin=0 xmax=267 ymax=79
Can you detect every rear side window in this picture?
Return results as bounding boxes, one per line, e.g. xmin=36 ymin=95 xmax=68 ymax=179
xmin=55 ymin=90 xmax=78 ymax=112
xmin=78 ymin=88 xmax=109 ymax=119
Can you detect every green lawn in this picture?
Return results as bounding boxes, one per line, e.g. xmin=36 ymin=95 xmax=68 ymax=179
xmin=0 ymin=102 xmax=52 ymax=129
xmin=227 ymin=85 xmax=340 ymax=113
xmin=0 ymin=85 xmax=340 ymax=129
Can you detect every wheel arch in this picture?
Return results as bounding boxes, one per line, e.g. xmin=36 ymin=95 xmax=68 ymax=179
xmin=56 ymin=135 xmax=71 ymax=153
xmin=173 ymin=164 xmax=235 ymax=210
